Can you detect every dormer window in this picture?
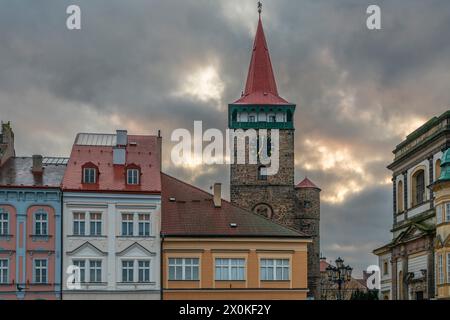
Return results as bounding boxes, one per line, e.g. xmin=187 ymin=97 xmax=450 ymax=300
xmin=126 ymin=165 xmax=141 ymax=185
xmin=83 ymin=163 xmax=98 ymax=184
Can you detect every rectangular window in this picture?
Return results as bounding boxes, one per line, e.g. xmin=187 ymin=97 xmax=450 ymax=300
xmin=83 ymin=168 xmax=97 ymax=184
xmin=248 ymin=116 xmax=256 ymax=123
xmin=73 ymin=260 xmax=86 ymax=283
xmin=138 ymin=214 xmax=151 ymax=236
xmin=121 ymin=214 xmax=134 ymax=236
xmin=268 ymin=115 xmax=276 ymax=123
xmin=35 ymin=212 xmax=48 ymax=236
xmin=127 ymin=169 xmax=139 ymax=185
xmin=437 ymin=205 xmax=443 ymax=225
xmin=0 ymin=259 xmax=8 ymax=284
xmin=168 ymin=258 xmax=199 ymax=281
xmin=438 ymin=254 xmax=444 ymax=285
xmin=89 ymin=260 xmax=102 ymax=283
xmin=73 ymin=212 xmax=86 ymax=236
xmin=0 ymin=212 xmax=9 ymax=235
xmin=34 ymin=259 xmax=48 ymax=284
xmin=122 ymin=260 xmax=134 ymax=283
xmin=215 ymin=258 xmax=245 ymax=281
xmin=138 ymin=260 xmax=151 ymax=283
xmin=447 ymin=203 xmax=450 ymax=222
xmin=260 ymin=259 xmax=290 ymax=281
xmin=89 ymin=213 xmax=102 ymax=236
xmin=448 ymin=253 xmax=450 ymax=284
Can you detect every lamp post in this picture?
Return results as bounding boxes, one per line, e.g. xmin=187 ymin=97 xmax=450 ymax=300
xmin=325 ymin=257 xmax=353 ymax=300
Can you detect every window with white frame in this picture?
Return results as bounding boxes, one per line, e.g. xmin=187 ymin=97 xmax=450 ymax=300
xmin=438 ymin=254 xmax=444 ymax=285
xmin=89 ymin=212 xmax=102 ymax=236
xmin=89 ymin=260 xmax=102 ymax=283
xmin=215 ymin=258 xmax=245 ymax=281
xmin=122 ymin=260 xmax=134 ymax=283
xmin=268 ymin=115 xmax=276 ymax=123
xmin=72 ymin=260 xmax=86 ymax=283
xmin=73 ymin=212 xmax=86 ymax=236
xmin=168 ymin=258 xmax=199 ymax=281
xmin=260 ymin=259 xmax=290 ymax=281
xmin=138 ymin=214 xmax=151 ymax=236
xmin=0 ymin=210 xmax=9 ymax=235
xmin=83 ymin=167 xmax=97 ymax=184
xmin=437 ymin=205 xmax=443 ymax=225
xmin=127 ymin=169 xmax=140 ymax=185
xmin=248 ymin=115 xmax=256 ymax=123
xmin=34 ymin=211 xmax=48 ymax=236
xmin=0 ymin=259 xmax=8 ymax=284
xmin=138 ymin=260 xmax=151 ymax=283
xmin=121 ymin=214 xmax=134 ymax=236
xmin=34 ymin=259 xmax=48 ymax=284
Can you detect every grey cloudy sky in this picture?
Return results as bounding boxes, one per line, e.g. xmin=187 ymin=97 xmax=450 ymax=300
xmin=1 ymin=0 xmax=450 ymax=275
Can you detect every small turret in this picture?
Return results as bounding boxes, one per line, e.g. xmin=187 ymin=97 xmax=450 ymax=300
xmin=295 ymin=177 xmax=321 ymax=300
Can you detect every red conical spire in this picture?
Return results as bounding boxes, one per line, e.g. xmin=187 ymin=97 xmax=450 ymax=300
xmin=234 ymin=15 xmax=290 ymax=105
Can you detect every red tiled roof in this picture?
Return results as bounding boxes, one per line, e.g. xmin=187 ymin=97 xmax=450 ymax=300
xmin=161 ymin=173 xmax=309 ymax=238
xmin=320 ymin=259 xmax=331 ymax=273
xmin=233 ymin=17 xmax=291 ymax=105
xmin=295 ymin=177 xmax=320 ymax=190
xmin=62 ymin=133 xmax=161 ymax=193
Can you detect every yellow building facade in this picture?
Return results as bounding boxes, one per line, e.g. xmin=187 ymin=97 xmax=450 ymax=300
xmin=162 ymin=237 xmax=309 ymax=300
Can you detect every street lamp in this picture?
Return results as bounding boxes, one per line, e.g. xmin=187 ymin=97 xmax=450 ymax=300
xmin=326 ymin=257 xmax=353 ymax=300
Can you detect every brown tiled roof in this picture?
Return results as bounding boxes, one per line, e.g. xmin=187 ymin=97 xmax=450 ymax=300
xmin=0 ymin=157 xmax=66 ymax=188
xmin=161 ymin=173 xmax=309 ymax=238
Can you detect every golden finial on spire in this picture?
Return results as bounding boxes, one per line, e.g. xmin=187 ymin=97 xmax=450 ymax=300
xmin=258 ymin=1 xmax=262 ymax=15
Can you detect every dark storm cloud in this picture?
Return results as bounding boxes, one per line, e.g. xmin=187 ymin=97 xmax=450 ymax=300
xmin=1 ymin=0 xmax=450 ymax=274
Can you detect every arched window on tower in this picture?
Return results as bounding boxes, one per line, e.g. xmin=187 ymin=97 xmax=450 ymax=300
xmin=397 ymin=180 xmax=404 ymax=213
xmin=411 ymin=169 xmax=425 ymax=207
xmin=258 ymin=166 xmax=267 ymax=181
xmin=436 ymin=159 xmax=442 ymax=180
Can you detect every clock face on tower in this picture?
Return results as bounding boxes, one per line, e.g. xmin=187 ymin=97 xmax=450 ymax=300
xmin=253 ymin=203 xmax=273 ymax=219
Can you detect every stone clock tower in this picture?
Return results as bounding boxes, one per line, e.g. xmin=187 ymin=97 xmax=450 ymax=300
xmin=228 ymin=10 xmax=321 ymax=299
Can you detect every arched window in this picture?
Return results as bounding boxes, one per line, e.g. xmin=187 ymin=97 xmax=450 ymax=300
xmin=126 ymin=164 xmax=141 ymax=185
xmin=436 ymin=159 xmax=442 ymax=180
xmin=82 ymin=162 xmax=99 ymax=184
xmin=397 ymin=181 xmax=404 ymax=213
xmin=253 ymin=203 xmax=273 ymax=219
xmin=411 ymin=169 xmax=425 ymax=207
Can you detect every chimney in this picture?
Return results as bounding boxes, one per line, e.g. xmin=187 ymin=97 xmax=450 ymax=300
xmin=113 ymin=130 xmax=127 ymax=165
xmin=213 ymin=183 xmax=222 ymax=208
xmin=32 ymin=155 xmax=43 ymax=174
xmin=116 ymin=130 xmax=128 ymax=146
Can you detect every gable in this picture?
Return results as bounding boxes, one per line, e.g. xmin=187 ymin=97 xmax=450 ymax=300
xmin=67 ymin=242 xmax=108 ymax=257
xmin=116 ymin=242 xmax=156 ymax=257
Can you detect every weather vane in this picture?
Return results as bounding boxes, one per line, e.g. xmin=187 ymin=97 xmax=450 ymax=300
xmin=258 ymin=1 xmax=262 ymax=15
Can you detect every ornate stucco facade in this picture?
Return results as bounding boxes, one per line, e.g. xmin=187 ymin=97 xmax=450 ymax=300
xmin=374 ymin=111 xmax=450 ymax=300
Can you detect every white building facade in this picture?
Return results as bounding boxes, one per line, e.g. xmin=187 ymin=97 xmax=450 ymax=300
xmin=62 ymin=192 xmax=161 ymax=300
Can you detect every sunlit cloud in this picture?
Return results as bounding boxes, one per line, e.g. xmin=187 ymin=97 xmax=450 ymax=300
xmin=174 ymin=64 xmax=224 ymax=105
